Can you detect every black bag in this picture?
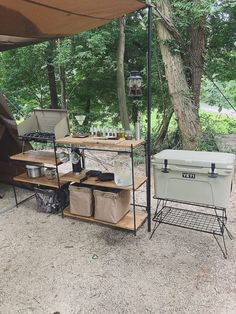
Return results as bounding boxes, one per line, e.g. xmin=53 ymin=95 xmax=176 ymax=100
xmin=34 ymin=186 xmax=69 ymax=213
xmin=96 ymin=172 xmax=114 ymax=182
xmin=80 ymin=170 xmax=102 ymax=183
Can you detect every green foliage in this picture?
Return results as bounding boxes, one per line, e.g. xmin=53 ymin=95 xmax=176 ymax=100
xmin=0 ymin=43 xmax=50 ymax=118
xmin=172 ymin=0 xmax=214 ymax=27
xmin=196 ymin=110 xmax=236 ymax=152
xmin=206 ymin=1 xmax=236 ymax=81
xmin=200 ymin=111 xmax=236 ymax=135
xmin=163 ymin=39 xmax=181 ymax=54
xmin=201 ymin=79 xmax=236 ymax=110
xmin=196 ymin=128 xmax=219 ymax=151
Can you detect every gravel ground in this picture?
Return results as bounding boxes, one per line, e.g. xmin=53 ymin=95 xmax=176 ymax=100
xmin=0 ymin=156 xmax=236 ymax=314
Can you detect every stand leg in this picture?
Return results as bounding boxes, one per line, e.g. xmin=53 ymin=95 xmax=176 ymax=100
xmin=150 ymin=200 xmax=165 ymax=239
xmin=13 ymin=185 xmax=18 ymax=208
xmin=60 ymin=188 xmax=65 ymax=218
xmin=213 ymin=208 xmax=233 ymax=258
xmin=131 ymin=145 xmax=137 ymax=236
xmin=153 ymin=199 xmax=161 ymax=220
xmin=150 ymin=219 xmax=162 ymax=240
xmin=213 ymin=232 xmax=228 ymax=259
xmin=224 ymin=225 xmax=233 ymax=241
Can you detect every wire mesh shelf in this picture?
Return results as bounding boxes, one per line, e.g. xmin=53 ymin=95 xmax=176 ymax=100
xmin=153 ymin=206 xmax=225 ymax=236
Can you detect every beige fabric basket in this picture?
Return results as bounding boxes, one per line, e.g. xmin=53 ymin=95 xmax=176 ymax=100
xmin=69 ymin=185 xmax=93 ymax=217
xmin=94 ymin=189 xmax=130 ymax=223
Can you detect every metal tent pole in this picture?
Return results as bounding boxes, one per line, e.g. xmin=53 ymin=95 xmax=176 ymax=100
xmin=147 ymin=3 xmax=152 ymax=232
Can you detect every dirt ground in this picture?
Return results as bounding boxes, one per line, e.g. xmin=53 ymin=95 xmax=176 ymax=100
xmin=0 ymin=155 xmax=236 ymax=314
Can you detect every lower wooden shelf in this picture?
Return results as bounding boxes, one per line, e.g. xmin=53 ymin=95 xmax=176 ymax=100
xmin=63 ymin=207 xmax=147 ymax=231
xmin=13 ymin=172 xmax=66 ymax=188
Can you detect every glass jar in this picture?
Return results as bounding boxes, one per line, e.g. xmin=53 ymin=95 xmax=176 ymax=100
xmin=125 ymin=130 xmax=133 ymax=140
xmin=114 ymin=152 xmax=132 ymax=186
xmin=117 ymin=129 xmax=125 ymax=139
xmin=45 ymin=167 xmax=57 ymax=180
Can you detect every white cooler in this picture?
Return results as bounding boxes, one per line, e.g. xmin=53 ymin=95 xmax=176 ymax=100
xmin=152 ymin=150 xmax=235 ymax=208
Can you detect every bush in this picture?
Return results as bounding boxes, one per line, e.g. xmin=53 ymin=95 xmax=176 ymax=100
xmin=196 ymin=127 xmax=219 ymax=152
xmin=200 ymin=112 xmax=236 ymax=135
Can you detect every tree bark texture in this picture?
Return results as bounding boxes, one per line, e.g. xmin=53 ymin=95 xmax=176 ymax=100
xmin=47 ymin=61 xmax=59 ymax=109
xmin=156 ymin=106 xmax=174 ymax=145
xmin=117 ymin=17 xmax=130 ymax=130
xmin=187 ymin=14 xmax=206 ymax=109
xmin=155 ymin=0 xmax=202 ymax=150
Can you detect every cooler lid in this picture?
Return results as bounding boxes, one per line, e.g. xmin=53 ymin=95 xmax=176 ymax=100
xmin=152 ymin=150 xmax=235 ymax=169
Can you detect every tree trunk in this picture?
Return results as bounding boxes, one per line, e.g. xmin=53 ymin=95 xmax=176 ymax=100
xmin=59 ymin=64 xmax=66 ymax=108
xmin=47 ymin=60 xmax=59 ymax=109
xmin=155 ymin=0 xmax=202 ymax=150
xmin=187 ymin=15 xmax=206 ymax=110
xmin=117 ymin=16 xmax=130 ymax=130
xmin=156 ymin=106 xmax=174 ymax=145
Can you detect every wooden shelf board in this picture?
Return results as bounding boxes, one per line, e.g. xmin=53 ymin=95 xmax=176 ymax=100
xmin=56 ymin=136 xmax=145 ymax=149
xmin=13 ymin=172 xmax=65 ymax=188
xmin=60 ymin=171 xmax=147 ymax=190
xmin=63 ymin=207 xmax=147 ymax=231
xmin=10 ymin=150 xmax=60 ymax=165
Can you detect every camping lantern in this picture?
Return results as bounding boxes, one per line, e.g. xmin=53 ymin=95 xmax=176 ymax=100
xmin=128 ymin=71 xmax=143 ymax=97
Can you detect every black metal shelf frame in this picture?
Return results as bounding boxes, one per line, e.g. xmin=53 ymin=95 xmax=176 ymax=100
xmin=12 ymin=138 xmax=62 ymax=210
xmin=56 ymin=141 xmax=149 ymax=236
xmin=150 ymin=198 xmax=233 ymax=259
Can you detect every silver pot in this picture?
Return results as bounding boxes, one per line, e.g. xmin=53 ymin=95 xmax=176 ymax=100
xmin=26 ymin=164 xmax=43 ymax=178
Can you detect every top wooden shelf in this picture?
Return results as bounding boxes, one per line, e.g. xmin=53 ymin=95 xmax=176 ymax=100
xmin=10 ymin=150 xmax=60 ymax=165
xmin=56 ymin=136 xmax=145 ymax=149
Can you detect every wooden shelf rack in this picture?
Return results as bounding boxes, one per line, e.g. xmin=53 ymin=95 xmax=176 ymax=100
xmin=10 ymin=136 xmax=149 ymax=234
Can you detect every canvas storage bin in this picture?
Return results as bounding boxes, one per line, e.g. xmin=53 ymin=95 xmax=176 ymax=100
xmin=94 ymin=188 xmax=130 ymax=223
xmin=69 ymin=184 xmax=93 ymax=217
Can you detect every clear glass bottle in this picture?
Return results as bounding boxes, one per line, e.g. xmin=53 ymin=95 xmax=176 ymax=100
xmin=114 ymin=152 xmax=132 ymax=186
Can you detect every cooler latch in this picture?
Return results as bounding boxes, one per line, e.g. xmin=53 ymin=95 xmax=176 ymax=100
xmin=208 ymin=163 xmax=218 ymax=178
xmin=162 ymin=159 xmax=169 ymax=173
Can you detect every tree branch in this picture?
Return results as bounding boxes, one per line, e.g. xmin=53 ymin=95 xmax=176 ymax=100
xmin=153 ymin=6 xmax=183 ymax=46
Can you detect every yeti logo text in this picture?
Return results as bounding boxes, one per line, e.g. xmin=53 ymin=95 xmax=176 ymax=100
xmin=182 ymin=173 xmax=196 ymax=179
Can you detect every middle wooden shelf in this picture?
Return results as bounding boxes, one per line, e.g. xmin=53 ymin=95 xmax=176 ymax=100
xmin=13 ymin=172 xmax=66 ymax=188
xmin=60 ymin=170 xmax=147 ymax=190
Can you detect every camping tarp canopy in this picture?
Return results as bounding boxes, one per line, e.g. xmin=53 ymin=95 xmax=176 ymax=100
xmin=0 ymin=0 xmax=146 ymax=51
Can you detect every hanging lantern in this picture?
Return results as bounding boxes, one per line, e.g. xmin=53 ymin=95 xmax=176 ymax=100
xmin=128 ymin=70 xmax=143 ymax=97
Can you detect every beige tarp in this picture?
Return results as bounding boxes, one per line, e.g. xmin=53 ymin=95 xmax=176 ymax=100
xmin=0 ymin=0 xmax=145 ymax=51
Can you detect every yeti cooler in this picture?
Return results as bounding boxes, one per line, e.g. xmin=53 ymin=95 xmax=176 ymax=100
xmin=152 ymin=150 xmax=235 ymax=208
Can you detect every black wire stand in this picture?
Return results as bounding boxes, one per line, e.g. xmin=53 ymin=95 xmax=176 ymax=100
xmin=150 ymin=198 xmax=233 ymax=258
